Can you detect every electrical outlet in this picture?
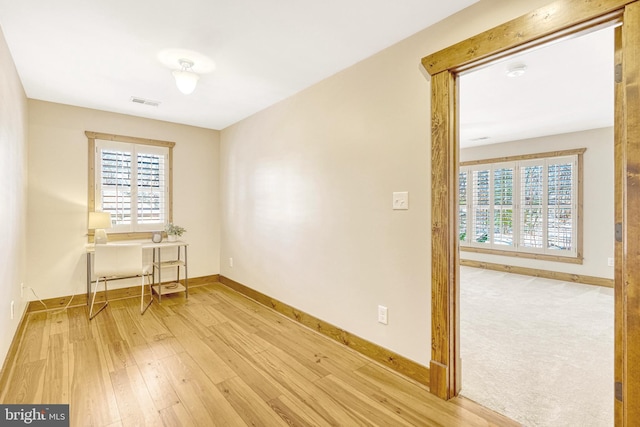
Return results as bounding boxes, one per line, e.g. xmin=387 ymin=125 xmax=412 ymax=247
xmin=608 ymin=257 xmax=614 ymax=267
xmin=378 ymin=305 xmax=388 ymax=325
xmin=229 ymin=257 xmax=234 ymax=267
xmin=10 ymin=301 xmax=14 ymax=320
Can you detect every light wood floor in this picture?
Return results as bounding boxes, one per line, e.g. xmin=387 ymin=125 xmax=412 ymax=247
xmin=0 ymin=281 xmax=517 ymax=426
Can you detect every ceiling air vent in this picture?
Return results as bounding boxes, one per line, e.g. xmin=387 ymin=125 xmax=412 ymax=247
xmin=130 ymin=96 xmax=161 ymax=107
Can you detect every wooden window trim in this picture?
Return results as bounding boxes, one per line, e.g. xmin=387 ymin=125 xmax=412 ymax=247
xmin=461 ymin=246 xmax=583 ymax=264
xmin=460 ymin=148 xmax=585 ymax=263
xmin=87 ymin=131 xmax=175 ymax=242
xmin=460 ymin=148 xmax=587 ymax=167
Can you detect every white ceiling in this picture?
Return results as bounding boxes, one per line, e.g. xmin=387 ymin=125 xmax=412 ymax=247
xmin=0 ymin=0 xmax=478 ymax=130
xmin=460 ymin=26 xmax=615 ymax=148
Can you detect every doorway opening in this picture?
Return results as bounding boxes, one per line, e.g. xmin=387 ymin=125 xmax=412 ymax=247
xmin=456 ymin=26 xmax=615 ymax=426
xmin=422 ymin=1 xmax=640 ymax=424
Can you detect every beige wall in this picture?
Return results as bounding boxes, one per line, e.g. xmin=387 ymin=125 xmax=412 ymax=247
xmin=220 ymin=0 xmax=551 ymax=365
xmin=461 ymin=127 xmax=615 ymax=279
xmin=27 ymin=100 xmax=221 ymax=299
xmin=0 ymin=0 xmax=557 ymax=371
xmin=0 ymin=27 xmax=28 ymax=366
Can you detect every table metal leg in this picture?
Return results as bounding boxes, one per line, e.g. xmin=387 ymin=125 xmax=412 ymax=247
xmin=86 ymin=252 xmax=92 ymax=306
xmin=158 ymin=247 xmax=162 ymax=303
xmin=184 ymin=245 xmax=188 ymax=299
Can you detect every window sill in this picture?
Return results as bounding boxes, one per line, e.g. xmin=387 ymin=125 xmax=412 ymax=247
xmin=460 ymin=245 xmax=583 ymax=264
xmin=87 ymin=231 xmax=160 ymax=243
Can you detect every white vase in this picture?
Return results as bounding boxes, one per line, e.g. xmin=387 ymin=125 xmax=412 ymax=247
xmin=167 ymin=234 xmax=177 ymax=242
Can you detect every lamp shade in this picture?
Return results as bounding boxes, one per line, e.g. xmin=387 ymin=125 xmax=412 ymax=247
xmin=172 ymin=70 xmax=199 ymax=94
xmin=88 ymin=212 xmax=112 ymax=229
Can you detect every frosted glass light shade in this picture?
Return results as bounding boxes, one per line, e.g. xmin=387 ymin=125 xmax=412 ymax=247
xmin=172 ymin=70 xmax=199 ymax=94
xmin=88 ymin=212 xmax=112 ymax=229
xmin=89 ymin=212 xmax=112 ymax=244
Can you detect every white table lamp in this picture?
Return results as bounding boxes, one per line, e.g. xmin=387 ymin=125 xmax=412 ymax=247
xmin=89 ymin=212 xmax=112 ymax=244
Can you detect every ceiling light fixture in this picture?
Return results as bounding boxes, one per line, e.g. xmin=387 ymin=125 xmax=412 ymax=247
xmin=172 ymin=59 xmax=199 ymax=94
xmin=506 ymin=63 xmax=527 ymax=78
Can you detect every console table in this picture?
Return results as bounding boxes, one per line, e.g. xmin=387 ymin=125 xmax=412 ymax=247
xmin=86 ymin=240 xmax=189 ymax=305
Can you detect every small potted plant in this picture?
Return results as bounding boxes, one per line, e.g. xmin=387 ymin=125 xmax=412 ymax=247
xmin=165 ymin=223 xmax=186 ymax=242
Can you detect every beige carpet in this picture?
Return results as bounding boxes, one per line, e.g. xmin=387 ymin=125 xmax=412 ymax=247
xmin=460 ymin=266 xmax=614 ymax=427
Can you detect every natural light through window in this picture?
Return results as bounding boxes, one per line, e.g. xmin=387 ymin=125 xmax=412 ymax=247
xmin=459 ymin=150 xmax=583 ymax=261
xmin=87 ymin=131 xmax=174 ymax=240
xmin=96 ymin=140 xmax=169 ymax=232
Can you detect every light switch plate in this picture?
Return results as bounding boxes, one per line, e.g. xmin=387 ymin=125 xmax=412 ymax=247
xmin=378 ymin=305 xmax=388 ymax=325
xmin=392 ymin=192 xmax=409 ymax=210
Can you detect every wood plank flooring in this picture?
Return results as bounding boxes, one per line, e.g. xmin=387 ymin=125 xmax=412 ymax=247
xmin=0 ymin=281 xmax=518 ymax=426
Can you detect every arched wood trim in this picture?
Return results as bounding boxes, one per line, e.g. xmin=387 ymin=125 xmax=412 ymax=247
xmin=422 ymin=0 xmax=640 ymax=424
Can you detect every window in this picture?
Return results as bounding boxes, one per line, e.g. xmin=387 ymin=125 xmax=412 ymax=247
xmin=459 ymin=149 xmax=584 ymax=262
xmin=87 ymin=131 xmax=174 ymax=239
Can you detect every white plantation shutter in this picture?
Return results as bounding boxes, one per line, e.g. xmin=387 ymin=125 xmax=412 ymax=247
xmin=459 ymin=153 xmax=578 ymax=258
xmin=96 ymin=140 xmax=169 ymax=232
xmin=493 ymin=165 xmax=514 ymax=247
xmin=519 ymin=161 xmax=544 ymax=250
xmin=547 ymin=157 xmax=575 ymax=251
xmin=464 ymin=164 xmax=515 ymax=249
xmin=100 ymin=148 xmax=132 ymax=227
xmin=471 ymin=168 xmax=491 ymax=245
xmin=459 ymin=169 xmax=468 ymax=243
xmin=136 ymin=146 xmax=168 ymax=229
